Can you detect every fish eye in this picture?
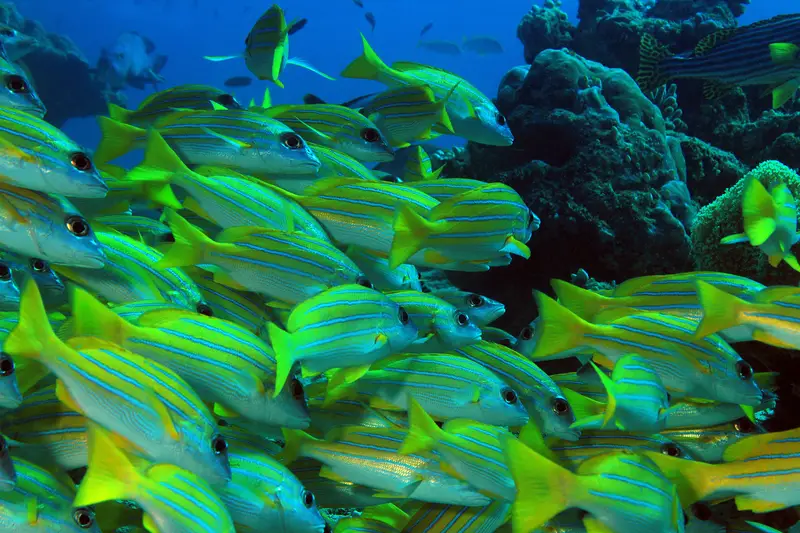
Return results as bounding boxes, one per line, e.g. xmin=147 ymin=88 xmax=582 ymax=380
xmin=361 ymin=127 xmax=381 ymax=143
xmin=0 ymin=353 xmax=13 ymax=377
xmin=0 ymin=28 xmax=15 ymax=38
xmin=162 ymin=232 xmax=176 ymax=243
xmin=519 ymin=325 xmax=533 ymax=341
xmin=734 ymin=417 xmax=755 ymax=433
xmin=381 ymin=175 xmax=401 ymax=183
xmin=398 ymin=306 xmax=409 ymax=325
xmin=0 ymin=263 xmax=10 ymax=281
xmin=467 ymin=294 xmax=484 ymax=307
xmin=302 ymin=489 xmax=315 ymax=508
xmin=661 ymin=442 xmax=682 ymax=457
xmin=501 ymin=387 xmax=518 ymax=404
xmin=691 ymin=503 xmax=712 ymax=521
xmin=211 ymin=434 xmax=228 ymax=455
xmin=70 ymin=152 xmax=93 ymax=172
xmin=496 ymin=113 xmax=506 ymax=126
xmin=281 ymin=133 xmax=303 ymax=149
xmin=454 ymin=311 xmax=470 ymax=327
xmin=216 ymin=418 xmax=229 ymax=427
xmin=356 ymin=276 xmax=373 ymax=289
xmin=65 ymin=216 xmax=90 ymax=237
xmin=196 ymin=303 xmax=213 ymax=317
xmin=5 ymin=75 xmax=27 ymax=93
xmin=735 ymin=360 xmax=753 ymax=380
xmin=290 ymin=378 xmax=305 ymax=402
xmin=30 ymin=258 xmax=48 ymax=272
xmin=73 ymin=507 xmax=95 ymax=529
xmin=552 ymin=397 xmax=570 ymax=415
xmin=216 ymin=93 xmax=235 ymax=106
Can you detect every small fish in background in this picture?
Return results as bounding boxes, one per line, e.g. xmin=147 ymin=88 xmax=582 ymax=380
xmin=288 ymin=17 xmax=308 ymax=35
xmin=417 ymin=40 xmax=462 ymax=56
xmin=353 ymin=0 xmax=364 ymax=7
xmin=462 ymin=36 xmax=504 ymax=55
xmin=365 ymin=12 xmax=376 ymax=32
xmin=224 ymin=75 xmax=253 ymax=87
xmin=420 ymin=22 xmax=434 ymax=37
xmin=95 ymin=31 xmax=168 ymax=91
xmin=0 ymin=23 xmax=36 ymax=62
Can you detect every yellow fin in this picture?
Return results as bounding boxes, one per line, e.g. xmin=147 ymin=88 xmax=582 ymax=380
xmin=742 ymin=177 xmax=777 ymax=246
xmin=74 ymin=423 xmax=139 ymax=507
xmin=769 ymin=42 xmax=800 ymax=64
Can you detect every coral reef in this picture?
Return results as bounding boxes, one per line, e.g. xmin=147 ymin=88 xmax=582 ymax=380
xmin=516 ymin=0 xmax=573 ymax=64
xmin=0 ymin=1 xmax=116 ymax=127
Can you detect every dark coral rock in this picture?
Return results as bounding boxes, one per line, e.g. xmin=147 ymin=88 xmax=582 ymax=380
xmin=679 ymin=133 xmax=748 ymax=204
xmin=516 ymin=0 xmax=573 ymax=64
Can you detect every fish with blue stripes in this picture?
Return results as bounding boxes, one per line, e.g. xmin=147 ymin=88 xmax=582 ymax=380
xmin=0 ymin=56 xmax=45 ymax=117
xmin=431 ymin=289 xmax=505 ymax=327
xmin=402 ymin=146 xmax=444 ymax=182
xmin=543 ymin=430 xmax=693 ymax=468
xmin=345 ymin=246 xmax=422 ymax=292
xmin=660 ymin=417 xmax=765 ymax=463
xmin=402 ymin=500 xmax=511 ymax=533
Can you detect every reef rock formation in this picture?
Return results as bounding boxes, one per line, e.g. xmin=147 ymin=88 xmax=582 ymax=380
xmin=0 ymin=1 xmax=115 ymax=128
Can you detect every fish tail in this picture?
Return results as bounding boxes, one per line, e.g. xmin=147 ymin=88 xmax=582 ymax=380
xmin=561 ymin=388 xmax=606 ymax=423
xmin=341 ymin=33 xmax=390 ymax=80
xmin=644 ymin=452 xmax=713 ymax=506
xmin=286 ymin=57 xmax=336 ymax=81
xmin=518 ymin=420 xmax=561 ymax=462
xmin=399 ymin=398 xmax=446 ymax=455
xmin=390 ymin=206 xmax=442 ymax=269
xmin=529 ymin=291 xmax=591 ymax=359
xmin=70 ymin=285 xmax=134 ymax=345
xmin=267 ymin=322 xmax=298 ymax=398
xmin=155 ymin=209 xmax=214 ymax=269
xmin=636 ymin=34 xmax=673 ymax=92
xmin=434 ymin=84 xmax=458 ymax=135
xmin=203 ymin=54 xmax=241 ymax=62
xmin=550 ymin=279 xmax=615 ymax=321
xmin=742 ymin=177 xmax=777 ymax=246
xmin=694 ymin=280 xmax=746 ymax=339
xmin=590 ymin=362 xmax=617 ymax=428
xmin=5 ymin=280 xmax=59 ymax=366
xmin=278 ymin=429 xmax=318 ymax=465
xmin=129 ymin=129 xmax=192 ymax=181
xmin=94 ymin=116 xmax=145 ymax=164
xmin=107 ymin=103 xmax=133 ymax=124
xmin=74 ymin=423 xmax=139 ymax=507
xmin=503 ymin=437 xmax=576 ymax=532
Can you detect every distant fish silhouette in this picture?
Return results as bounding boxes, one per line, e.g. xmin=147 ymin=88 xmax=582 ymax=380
xmin=462 ymin=36 xmax=504 ymax=55
xmin=224 ymin=76 xmax=253 ymax=88
xmin=365 ymin=12 xmax=376 ymax=32
xmin=353 ymin=0 xmax=364 ymax=7
xmin=288 ymin=18 xmax=308 ymax=36
xmin=420 ymin=22 xmax=433 ymax=37
xmin=418 ymin=40 xmax=461 ymax=56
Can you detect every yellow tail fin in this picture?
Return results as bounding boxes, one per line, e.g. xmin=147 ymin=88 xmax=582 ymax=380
xmin=529 ymin=292 xmax=592 ymax=360
xmin=94 ymin=116 xmax=145 ymax=164
xmin=642 ymin=451 xmax=714 ymax=506
xmin=5 ymin=280 xmax=61 ymax=367
xmin=267 ymin=322 xmax=297 ymax=398
xmin=390 ymin=206 xmax=442 ymax=269
xmin=742 ymin=177 xmax=777 ymax=246
xmin=399 ymin=397 xmax=446 ymax=455
xmin=551 ymin=279 xmax=617 ymax=322
xmin=155 ymin=209 xmax=215 ymax=269
xmin=341 ymin=34 xmax=390 ymax=80
xmin=107 ymin=103 xmax=133 ymax=124
xmin=694 ymin=280 xmax=746 ymax=339
xmin=74 ymin=423 xmax=140 ymax=507
xmin=126 ymin=130 xmax=192 ymax=183
xmin=69 ymin=285 xmax=137 ymax=345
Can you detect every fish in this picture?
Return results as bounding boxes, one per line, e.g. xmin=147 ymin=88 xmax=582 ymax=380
xmin=660 ymin=417 xmax=765 ymax=463
xmin=0 ymin=455 xmax=100 ymax=532
xmin=545 ymin=430 xmax=693 ymax=468
xmin=0 ymin=23 xmax=36 ymax=62
xmin=358 ymin=85 xmax=455 ymax=148
xmin=462 ymin=36 xmax=504 ymax=55
xmin=403 ymin=500 xmax=511 ymax=533
xmin=96 ymin=113 xmax=321 ymax=177
xmin=417 ymin=40 xmax=462 ymax=56
xmin=430 ymin=289 xmax=505 ymax=326
xmin=365 ymin=12 xmax=376 ymax=32
xmin=342 ymin=35 xmax=514 ymax=146
xmin=224 ymin=75 xmax=253 ymax=87
xmin=96 ymin=31 xmax=168 ymax=91
xmin=401 ymin=146 xmax=444 ymax=183
xmin=0 ymin=259 xmax=20 ymax=312
xmin=0 ymin=107 xmax=106 ymax=198
xmin=75 ymin=424 xmax=235 ymax=533
xmin=107 ymin=84 xmax=243 ymax=128
xmin=0 ymin=56 xmax=45 ymax=117
xmin=420 ymin=23 xmax=434 ymax=37
xmin=637 ymin=14 xmax=800 ymax=108
xmin=69 ymin=286 xmax=311 ymax=429
xmin=268 ymin=284 xmax=419 ymax=395
xmin=185 ymin=267 xmax=269 ymax=336
xmin=5 ymin=281 xmax=233 ymax=485
xmin=204 ymin=5 xmax=333 ymax=88
xmin=261 ymin=103 xmax=394 ymax=162
xmin=0 ymin=253 xmax=65 ymax=308
xmin=325 ymin=354 xmax=530 ymax=427
xmin=505 ymin=441 xmax=685 ymax=533
xmin=92 ymin=215 xmax=172 ymax=244
xmin=451 ymin=341 xmax=578 ymax=440
xmin=385 ymin=290 xmax=481 ymax=351
xmin=281 ymin=426 xmax=492 ymax=506
xmin=289 ymin=457 xmax=397 ymax=509
xmin=345 ymin=246 xmax=422 ymax=292
xmin=336 ymin=504 xmax=409 ymax=533
xmin=353 ymin=0 xmax=364 ymax=7
xmin=158 ymin=209 xmax=371 ymax=307
xmin=721 ymin=174 xmax=800 ymax=271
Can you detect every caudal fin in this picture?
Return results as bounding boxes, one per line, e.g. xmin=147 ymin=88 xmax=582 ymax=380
xmin=529 ymin=291 xmax=592 ymax=360
xmin=741 ymin=177 xmax=777 ymax=246
xmin=94 ymin=116 xmax=145 ymax=165
xmin=636 ymin=34 xmax=673 ymax=92
xmin=155 ymin=209 xmax=215 ymax=269
xmin=390 ymin=206 xmax=442 ymax=269
xmin=107 ymin=103 xmax=133 ymax=124
xmin=70 ymin=285 xmax=137 ymax=345
xmin=399 ymin=397 xmax=446 ymax=455
xmin=287 ymin=57 xmax=336 ymax=81
xmin=694 ymin=280 xmax=747 ymax=339
xmin=74 ymin=423 xmax=140 ymax=507
xmin=127 ymin=130 xmax=192 ymax=183
xmin=267 ymin=322 xmax=298 ymax=398
xmin=5 ymin=280 xmax=60 ymax=367
xmin=341 ymin=34 xmax=390 ymax=80
xmin=550 ymin=279 xmax=617 ymax=322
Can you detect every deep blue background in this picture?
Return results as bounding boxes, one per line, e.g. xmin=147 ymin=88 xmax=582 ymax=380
xmin=8 ymin=0 xmax=798 ymax=148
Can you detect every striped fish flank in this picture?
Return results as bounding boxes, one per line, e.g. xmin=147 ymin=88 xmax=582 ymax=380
xmin=387 ymin=290 xmax=481 ymax=351
xmin=264 ymin=104 xmax=394 ymax=162
xmin=312 ymin=142 xmax=382 ymax=181
xmin=403 ymin=500 xmax=511 ymax=533
xmin=403 ymin=146 xmax=444 ymax=183
xmin=345 ymin=246 xmax=422 ymax=292
xmin=452 ymin=341 xmax=577 ymax=440
xmin=108 ymin=84 xmax=243 ymax=128
xmin=325 ymin=354 xmax=529 ymax=427
xmin=186 ymin=266 xmax=269 ymax=336
xmin=305 ymin=389 xmax=400 ymax=437
xmin=288 ymin=457 xmax=396 ymax=508
xmin=0 ymin=106 xmax=107 ymax=197
xmin=548 ymin=431 xmax=692 ymax=468
xmin=660 ymin=417 xmax=765 ymax=463
xmin=0 ymin=56 xmax=46 ymax=117
xmin=409 ymin=178 xmax=489 ymax=202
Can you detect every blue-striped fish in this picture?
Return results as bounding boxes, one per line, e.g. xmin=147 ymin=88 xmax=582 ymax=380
xmin=281 ymin=426 xmax=492 ymax=506
xmin=289 ymin=457 xmax=398 ymax=508
xmin=108 ymin=84 xmax=243 ymax=128
xmin=530 ymin=292 xmax=764 ymax=405
xmin=0 ymin=107 xmax=106 ymax=197
xmin=69 ymin=286 xmax=311 ymax=429
xmin=204 ymin=4 xmax=333 ymax=88
xmin=5 ymin=281 xmax=232 ymax=485
xmin=637 ymin=14 xmax=800 ymax=108
xmin=1 ymin=254 xmax=65 ymax=308
xmin=268 ymin=284 xmax=419 ymax=395
xmin=1 ymin=455 xmax=100 ymax=532
xmin=0 ymin=56 xmax=46 ymax=117
xmin=431 ymin=289 xmax=505 ymax=327
xmin=91 ymin=214 xmax=172 ymax=244
xmin=505 ymin=442 xmax=684 ymax=533
xmin=451 ymin=341 xmax=577 ymax=440
xmin=158 ymin=210 xmax=370 ymax=307
xmin=385 ymin=290 xmax=481 ymax=351
xmin=660 ymin=417 xmax=765 ymax=463
xmin=325 ymin=354 xmax=529 ymax=427
xmin=408 ymin=178 xmax=489 ymax=202
xmin=263 ymin=104 xmax=394 ymax=162
xmin=95 ymin=111 xmax=321 ymax=176
xmin=342 ymin=35 xmax=513 ymax=146
xmin=0 ymin=258 xmax=20 ymax=312
xmin=403 ymin=500 xmax=511 ymax=533
xmin=546 ymin=430 xmax=693 ymax=468
xmin=75 ymin=424 xmax=235 ymax=533
xmin=345 ymin=246 xmax=422 ymax=292
xmin=186 ymin=267 xmax=269 ymax=336
xmin=402 ymin=146 xmax=444 ymax=182
xmin=0 ymin=183 xmax=105 ymax=268
xmin=305 ymin=389 xmax=401 ymax=437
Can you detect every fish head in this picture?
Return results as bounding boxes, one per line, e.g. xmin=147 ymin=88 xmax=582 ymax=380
xmin=104 ymin=42 xmax=135 ymax=79
xmin=514 ymin=318 xmax=538 ymax=357
xmin=46 ymin=146 xmax=108 ymax=198
xmin=29 ymin=260 xmax=66 ymax=305
xmin=710 ymin=357 xmax=764 ymax=406
xmin=257 ymin=129 xmax=321 ymax=175
xmin=278 ymin=476 xmax=328 ymax=533
xmin=461 ymin=292 xmax=505 ymax=327
xmin=0 ymin=352 xmax=21 ymax=409
xmin=0 ymin=64 xmax=46 ymax=117
xmin=478 ymin=379 xmax=529 ymax=426
xmin=0 ymin=261 xmax=19 ymax=311
xmin=530 ymin=392 xmax=579 ymax=441
xmin=0 ymin=433 xmax=15 ymax=491
xmin=343 ymin=125 xmax=395 ymax=162
xmin=176 ymin=421 xmax=233 ymax=486
xmin=44 ymin=204 xmax=106 ymax=268
xmin=433 ymin=308 xmax=483 ymax=348
xmin=267 ymin=375 xmax=311 ymax=429
xmin=384 ymin=301 xmax=420 ymax=352
xmin=459 ymin=104 xmax=514 ymax=146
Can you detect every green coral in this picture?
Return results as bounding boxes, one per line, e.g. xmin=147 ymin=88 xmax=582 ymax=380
xmin=690 ymin=160 xmax=800 ymax=283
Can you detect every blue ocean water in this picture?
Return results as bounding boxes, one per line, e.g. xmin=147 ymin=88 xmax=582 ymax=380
xmin=9 ymin=0 xmax=799 ymax=147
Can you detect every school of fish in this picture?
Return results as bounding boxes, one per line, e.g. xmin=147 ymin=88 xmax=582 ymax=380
xmin=0 ymin=3 xmax=798 ymax=533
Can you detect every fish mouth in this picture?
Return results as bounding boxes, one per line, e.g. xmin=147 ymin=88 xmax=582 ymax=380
xmin=553 ymin=427 xmax=581 ymax=442
xmin=78 ymin=181 xmax=110 ymax=199
xmin=67 ymin=254 xmax=106 ymax=270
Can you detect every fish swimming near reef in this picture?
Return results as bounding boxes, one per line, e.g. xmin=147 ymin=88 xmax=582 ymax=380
xmin=417 ymin=40 xmax=462 ymax=56
xmin=96 ymin=31 xmax=168 ymax=91
xmin=637 ymin=14 xmax=800 ymax=108
xmin=462 ymin=36 xmax=504 ymax=55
